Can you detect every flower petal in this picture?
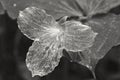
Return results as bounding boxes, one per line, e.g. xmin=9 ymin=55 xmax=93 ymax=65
xmin=63 ymin=21 xmax=98 ymax=52
xmin=17 ymin=7 xmax=57 ymax=40
xmin=26 ymin=41 xmax=63 ymax=77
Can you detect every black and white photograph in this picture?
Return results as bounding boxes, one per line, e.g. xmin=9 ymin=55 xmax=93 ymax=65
xmin=0 ymin=0 xmax=120 ymax=80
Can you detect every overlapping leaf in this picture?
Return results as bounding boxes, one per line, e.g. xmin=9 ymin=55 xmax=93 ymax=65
xmin=87 ymin=14 xmax=120 ymax=59
xmin=1 ymin=0 xmax=120 ymax=19
xmin=0 ymin=2 xmax=4 ymax=14
xmin=76 ymin=0 xmax=120 ymax=16
xmin=66 ymin=14 xmax=120 ymax=69
xmin=0 ymin=0 xmax=83 ymax=19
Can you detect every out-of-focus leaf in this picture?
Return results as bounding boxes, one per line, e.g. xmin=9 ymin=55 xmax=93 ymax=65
xmin=17 ymin=7 xmax=57 ymax=40
xmin=1 ymin=0 xmax=120 ymax=19
xmin=76 ymin=0 xmax=120 ymax=16
xmin=0 ymin=0 xmax=83 ymax=19
xmin=0 ymin=2 xmax=4 ymax=14
xmin=116 ymin=37 xmax=120 ymax=45
xmin=63 ymin=21 xmax=98 ymax=52
xmin=87 ymin=14 xmax=120 ymax=60
xmin=64 ymin=14 xmax=120 ymax=69
xmin=26 ymin=41 xmax=63 ymax=77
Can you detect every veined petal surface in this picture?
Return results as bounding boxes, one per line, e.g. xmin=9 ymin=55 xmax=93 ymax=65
xmin=17 ymin=7 xmax=58 ymax=40
xmin=63 ymin=21 xmax=98 ymax=52
xmin=18 ymin=7 xmax=65 ymax=77
xmin=26 ymin=41 xmax=63 ymax=77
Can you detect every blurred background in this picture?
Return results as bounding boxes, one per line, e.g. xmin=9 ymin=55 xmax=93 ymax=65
xmin=0 ymin=0 xmax=120 ymax=80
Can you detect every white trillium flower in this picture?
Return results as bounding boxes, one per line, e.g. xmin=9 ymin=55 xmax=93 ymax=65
xmin=17 ymin=7 xmax=98 ymax=77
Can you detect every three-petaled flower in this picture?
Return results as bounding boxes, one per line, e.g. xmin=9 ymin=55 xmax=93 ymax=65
xmin=17 ymin=7 xmax=98 ymax=77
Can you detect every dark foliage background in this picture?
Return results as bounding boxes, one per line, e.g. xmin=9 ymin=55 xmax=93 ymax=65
xmin=0 ymin=3 xmax=120 ymax=80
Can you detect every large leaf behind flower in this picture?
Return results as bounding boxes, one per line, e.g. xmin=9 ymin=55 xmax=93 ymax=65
xmin=0 ymin=0 xmax=83 ymax=19
xmin=66 ymin=14 xmax=120 ymax=69
xmin=76 ymin=0 xmax=120 ymax=16
xmin=0 ymin=2 xmax=4 ymax=14
xmin=87 ymin=14 xmax=120 ymax=59
xmin=1 ymin=0 xmax=120 ymax=19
